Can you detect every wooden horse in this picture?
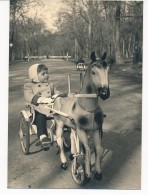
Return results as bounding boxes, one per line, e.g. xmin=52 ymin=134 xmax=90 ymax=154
xmin=53 ymin=52 xmax=110 ymax=182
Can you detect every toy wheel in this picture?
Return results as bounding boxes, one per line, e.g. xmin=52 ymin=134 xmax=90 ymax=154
xmin=19 ymin=112 xmax=30 ymax=155
xmin=63 ymin=127 xmax=71 ymax=150
xmin=71 ymin=156 xmax=85 ymax=185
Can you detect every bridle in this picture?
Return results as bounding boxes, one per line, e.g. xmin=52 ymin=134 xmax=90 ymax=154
xmin=76 ymin=62 xmax=106 ymax=112
xmin=76 ymin=62 xmax=108 ymax=98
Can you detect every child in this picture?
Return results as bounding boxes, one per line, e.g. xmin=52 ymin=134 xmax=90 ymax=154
xmin=24 ymin=63 xmax=60 ymax=149
xmin=76 ymin=57 xmax=85 ymax=65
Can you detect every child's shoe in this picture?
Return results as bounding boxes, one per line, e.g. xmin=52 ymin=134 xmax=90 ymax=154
xmin=40 ymin=134 xmax=51 ymax=149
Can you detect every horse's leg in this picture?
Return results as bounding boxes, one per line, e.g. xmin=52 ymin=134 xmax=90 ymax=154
xmin=77 ymin=127 xmax=91 ymax=182
xmin=94 ymin=129 xmax=103 ymax=180
xmin=69 ymin=129 xmax=77 ymax=161
xmin=55 ymin=119 xmax=68 ymax=170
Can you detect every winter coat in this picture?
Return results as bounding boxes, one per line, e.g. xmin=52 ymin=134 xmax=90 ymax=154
xmin=24 ymin=81 xmax=60 ymax=116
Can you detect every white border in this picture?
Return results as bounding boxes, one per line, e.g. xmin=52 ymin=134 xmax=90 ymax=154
xmin=141 ymin=0 xmax=148 ymax=193
xmin=0 ymin=0 xmax=9 ymax=192
xmin=0 ymin=0 xmax=148 ymax=194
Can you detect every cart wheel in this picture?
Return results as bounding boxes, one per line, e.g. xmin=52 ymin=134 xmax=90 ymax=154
xmin=63 ymin=127 xmax=71 ymax=151
xmin=71 ymin=156 xmax=85 ymax=185
xmin=19 ymin=112 xmax=30 ymax=155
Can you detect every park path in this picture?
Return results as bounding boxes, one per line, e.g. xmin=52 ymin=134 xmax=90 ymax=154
xmin=8 ymin=59 xmax=142 ymax=189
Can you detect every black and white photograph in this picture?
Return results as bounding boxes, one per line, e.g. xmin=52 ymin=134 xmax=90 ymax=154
xmin=0 ymin=0 xmax=148 ymax=193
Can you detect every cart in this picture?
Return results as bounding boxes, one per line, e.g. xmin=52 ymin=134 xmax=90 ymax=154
xmin=19 ymin=72 xmax=87 ymax=185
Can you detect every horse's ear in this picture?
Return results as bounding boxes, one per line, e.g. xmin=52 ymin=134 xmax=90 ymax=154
xmin=101 ymin=52 xmax=107 ymax=61
xmin=90 ymin=51 xmax=96 ymax=62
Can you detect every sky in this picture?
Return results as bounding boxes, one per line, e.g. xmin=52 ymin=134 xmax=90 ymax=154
xmin=27 ymin=0 xmax=144 ymax=32
xmin=28 ymin=0 xmax=65 ymax=32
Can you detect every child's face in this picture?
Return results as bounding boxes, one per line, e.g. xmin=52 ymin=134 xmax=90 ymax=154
xmin=37 ymin=69 xmax=49 ymax=83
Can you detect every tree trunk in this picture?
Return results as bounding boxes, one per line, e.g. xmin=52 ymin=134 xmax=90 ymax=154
xmin=74 ymin=38 xmax=78 ymax=59
xmin=115 ymin=1 xmax=124 ymax=64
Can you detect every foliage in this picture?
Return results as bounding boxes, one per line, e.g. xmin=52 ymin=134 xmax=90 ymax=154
xmin=9 ymin=0 xmax=143 ymax=63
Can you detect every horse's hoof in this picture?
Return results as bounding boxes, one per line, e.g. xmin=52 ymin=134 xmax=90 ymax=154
xmin=69 ymin=153 xmax=74 ymax=161
xmin=84 ymin=175 xmax=91 ymax=183
xmin=94 ymin=172 xmax=102 ymax=180
xmin=61 ymin=163 xmax=68 ymax=170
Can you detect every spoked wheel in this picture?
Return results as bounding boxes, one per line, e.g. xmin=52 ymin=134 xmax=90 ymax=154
xmin=71 ymin=156 xmax=85 ymax=185
xmin=63 ymin=126 xmax=71 ymax=151
xmin=19 ymin=112 xmax=30 ymax=155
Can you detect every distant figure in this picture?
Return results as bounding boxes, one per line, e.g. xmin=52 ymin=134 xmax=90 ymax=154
xmin=90 ymin=51 xmax=96 ymax=64
xmin=76 ymin=57 xmax=85 ymax=65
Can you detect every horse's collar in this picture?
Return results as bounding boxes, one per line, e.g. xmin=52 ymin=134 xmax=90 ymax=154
xmin=75 ymin=94 xmax=97 ymax=98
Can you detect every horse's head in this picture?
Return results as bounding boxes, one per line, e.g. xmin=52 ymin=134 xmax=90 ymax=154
xmin=89 ymin=52 xmax=110 ymax=100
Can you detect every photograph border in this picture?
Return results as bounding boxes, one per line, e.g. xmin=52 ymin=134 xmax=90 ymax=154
xmin=0 ymin=0 xmax=148 ymax=194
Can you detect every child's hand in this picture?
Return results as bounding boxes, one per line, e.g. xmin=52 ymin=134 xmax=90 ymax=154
xmin=37 ymin=97 xmax=54 ymax=104
xmin=52 ymin=94 xmax=59 ymax=99
xmin=42 ymin=98 xmax=53 ymax=104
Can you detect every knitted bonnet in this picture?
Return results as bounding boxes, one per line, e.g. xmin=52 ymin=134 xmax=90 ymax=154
xmin=28 ymin=63 xmax=40 ymax=82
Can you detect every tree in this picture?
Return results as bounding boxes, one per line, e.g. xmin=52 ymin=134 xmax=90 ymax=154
xmin=9 ymin=0 xmax=41 ymax=61
xmin=9 ymin=0 xmax=143 ymax=64
xmin=115 ymin=1 xmax=124 ymax=64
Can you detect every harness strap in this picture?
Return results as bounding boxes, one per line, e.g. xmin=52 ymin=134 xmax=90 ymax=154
xmin=45 ymin=106 xmax=73 ymax=120
xmin=75 ymin=94 xmax=97 ymax=98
